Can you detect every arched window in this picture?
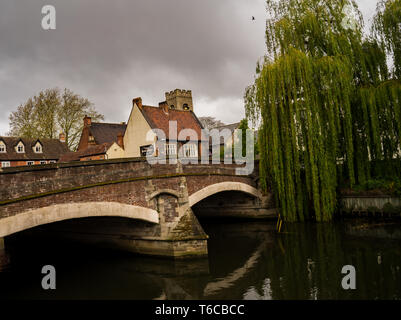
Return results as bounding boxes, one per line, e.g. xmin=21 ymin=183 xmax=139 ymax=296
xmin=170 ymin=105 xmax=175 ymax=109
xmin=183 ymin=104 xmax=189 ymax=110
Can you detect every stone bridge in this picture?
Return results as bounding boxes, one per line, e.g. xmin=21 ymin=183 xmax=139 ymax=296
xmin=0 ymin=158 xmax=276 ymax=259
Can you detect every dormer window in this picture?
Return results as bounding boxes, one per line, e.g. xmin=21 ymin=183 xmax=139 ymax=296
xmin=0 ymin=141 xmax=5 ymax=153
xmin=33 ymin=142 xmax=43 ymax=153
xmin=16 ymin=141 xmax=25 ymax=153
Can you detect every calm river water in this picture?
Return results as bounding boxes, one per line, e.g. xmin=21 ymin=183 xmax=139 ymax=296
xmin=0 ymin=219 xmax=400 ymax=300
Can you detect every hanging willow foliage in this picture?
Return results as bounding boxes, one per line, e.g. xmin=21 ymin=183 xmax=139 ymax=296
xmin=374 ymin=0 xmax=401 ymax=79
xmin=246 ymin=0 xmax=401 ymax=222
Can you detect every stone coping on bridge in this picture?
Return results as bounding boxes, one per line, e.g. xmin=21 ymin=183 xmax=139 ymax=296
xmin=0 ymin=156 xmax=253 ymax=175
xmin=0 ymin=156 xmax=147 ymax=174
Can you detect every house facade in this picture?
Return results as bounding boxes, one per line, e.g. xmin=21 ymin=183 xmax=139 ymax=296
xmin=124 ymin=90 xmax=205 ymax=159
xmin=209 ymin=122 xmax=241 ymax=156
xmin=0 ymin=134 xmax=69 ymax=168
xmin=61 ymin=89 xmax=206 ymax=162
xmin=59 ymin=117 xmax=125 ymax=162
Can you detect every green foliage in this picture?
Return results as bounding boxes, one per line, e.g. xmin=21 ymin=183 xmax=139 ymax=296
xmin=245 ymin=0 xmax=401 ymax=222
xmin=236 ymin=119 xmax=249 ymax=157
xmin=353 ymin=178 xmax=401 ymax=196
xmin=374 ymin=0 xmax=401 ymax=79
xmin=8 ymin=88 xmax=104 ymax=150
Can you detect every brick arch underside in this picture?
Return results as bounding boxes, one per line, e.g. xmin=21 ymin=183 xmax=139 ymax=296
xmin=188 ymin=182 xmax=262 ymax=207
xmin=0 ymin=202 xmax=159 ymax=237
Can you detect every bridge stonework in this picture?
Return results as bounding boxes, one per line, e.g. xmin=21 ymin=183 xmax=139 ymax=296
xmin=0 ymin=158 xmax=276 ymax=259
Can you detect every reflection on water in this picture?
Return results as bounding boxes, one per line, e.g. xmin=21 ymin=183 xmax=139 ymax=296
xmin=0 ymin=219 xmax=400 ymax=300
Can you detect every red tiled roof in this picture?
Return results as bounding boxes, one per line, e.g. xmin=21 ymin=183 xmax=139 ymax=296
xmin=59 ymin=143 xmax=111 ymax=162
xmin=140 ymin=106 xmax=205 ymax=141
xmin=0 ymin=136 xmax=69 ymax=161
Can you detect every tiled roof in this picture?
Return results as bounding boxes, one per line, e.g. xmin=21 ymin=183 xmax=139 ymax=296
xmin=0 ymin=136 xmax=69 ymax=161
xmin=59 ymin=143 xmax=111 ymax=162
xmin=140 ymin=106 xmax=205 ymax=141
xmin=89 ymin=123 xmax=127 ymax=145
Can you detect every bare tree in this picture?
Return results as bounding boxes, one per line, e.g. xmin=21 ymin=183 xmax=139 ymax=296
xmin=198 ymin=117 xmax=225 ymax=129
xmin=8 ymin=88 xmax=104 ymax=150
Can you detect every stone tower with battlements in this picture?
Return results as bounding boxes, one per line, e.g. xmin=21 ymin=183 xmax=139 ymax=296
xmin=165 ymin=89 xmax=193 ymax=111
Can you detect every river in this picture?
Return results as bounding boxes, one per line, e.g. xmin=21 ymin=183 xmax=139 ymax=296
xmin=0 ymin=218 xmax=400 ymax=299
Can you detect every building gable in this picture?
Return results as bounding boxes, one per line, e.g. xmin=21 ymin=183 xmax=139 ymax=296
xmin=123 ymin=102 xmax=155 ymax=158
xmin=32 ymin=140 xmax=43 ymax=153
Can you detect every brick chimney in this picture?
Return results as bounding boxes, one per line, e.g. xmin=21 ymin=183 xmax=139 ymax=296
xmin=59 ymin=132 xmax=66 ymax=143
xmin=133 ymin=97 xmax=142 ymax=109
xmin=159 ymin=101 xmax=169 ymax=113
xmin=117 ymin=132 xmax=124 ymax=149
xmin=83 ymin=115 xmax=92 ymax=126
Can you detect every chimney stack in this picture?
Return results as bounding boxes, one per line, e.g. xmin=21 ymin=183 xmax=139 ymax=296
xmin=159 ymin=101 xmax=169 ymax=113
xmin=59 ymin=132 xmax=66 ymax=143
xmin=117 ymin=132 xmax=124 ymax=149
xmin=133 ymin=97 xmax=142 ymax=109
xmin=83 ymin=115 xmax=92 ymax=126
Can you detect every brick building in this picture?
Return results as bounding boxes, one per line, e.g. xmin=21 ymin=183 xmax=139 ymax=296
xmin=59 ymin=117 xmax=126 ymax=162
xmin=0 ymin=134 xmax=69 ymax=168
xmin=126 ymin=91 xmax=205 ymax=158
xmin=61 ymin=89 xmax=206 ymax=162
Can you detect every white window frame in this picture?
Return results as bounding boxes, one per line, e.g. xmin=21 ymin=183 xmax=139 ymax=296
xmin=165 ymin=143 xmax=177 ymax=156
xmin=34 ymin=143 xmax=43 ymax=153
xmin=49 ymin=160 xmax=56 ymax=164
xmin=1 ymin=161 xmax=10 ymax=168
xmin=40 ymin=160 xmax=47 ymax=165
xmin=0 ymin=142 xmax=6 ymax=153
xmin=183 ymin=143 xmax=197 ymax=157
xmin=16 ymin=142 xmax=25 ymax=153
xmin=26 ymin=161 xmax=34 ymax=166
xmin=140 ymin=145 xmax=154 ymax=157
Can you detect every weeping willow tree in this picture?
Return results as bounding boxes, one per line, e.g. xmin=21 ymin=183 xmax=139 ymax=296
xmin=245 ymin=0 xmax=401 ymax=222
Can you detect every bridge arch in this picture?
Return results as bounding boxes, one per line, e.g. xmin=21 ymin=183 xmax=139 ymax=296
xmin=188 ymin=182 xmax=262 ymax=207
xmin=0 ymin=202 xmax=159 ymax=238
xmin=148 ymin=189 xmax=180 ymax=200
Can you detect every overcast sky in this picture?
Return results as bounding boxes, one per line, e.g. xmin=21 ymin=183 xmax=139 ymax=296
xmin=0 ymin=0 xmax=379 ymax=135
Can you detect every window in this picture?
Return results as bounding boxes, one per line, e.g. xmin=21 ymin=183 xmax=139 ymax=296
xmin=16 ymin=142 xmax=25 ymax=153
xmin=34 ymin=143 xmax=42 ymax=153
xmin=183 ymin=104 xmax=190 ymax=111
xmin=27 ymin=161 xmax=34 ymax=166
xmin=1 ymin=162 xmax=10 ymax=168
xmin=140 ymin=145 xmax=154 ymax=157
xmin=170 ymin=105 xmax=175 ymax=109
xmin=165 ymin=143 xmax=177 ymax=156
xmin=183 ymin=143 xmax=197 ymax=157
xmin=0 ymin=142 xmax=6 ymax=153
xmin=40 ymin=161 xmax=47 ymax=165
xmin=49 ymin=160 xmax=56 ymax=164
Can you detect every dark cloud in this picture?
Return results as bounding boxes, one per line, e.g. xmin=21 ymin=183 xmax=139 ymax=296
xmin=0 ymin=0 xmax=377 ymax=134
